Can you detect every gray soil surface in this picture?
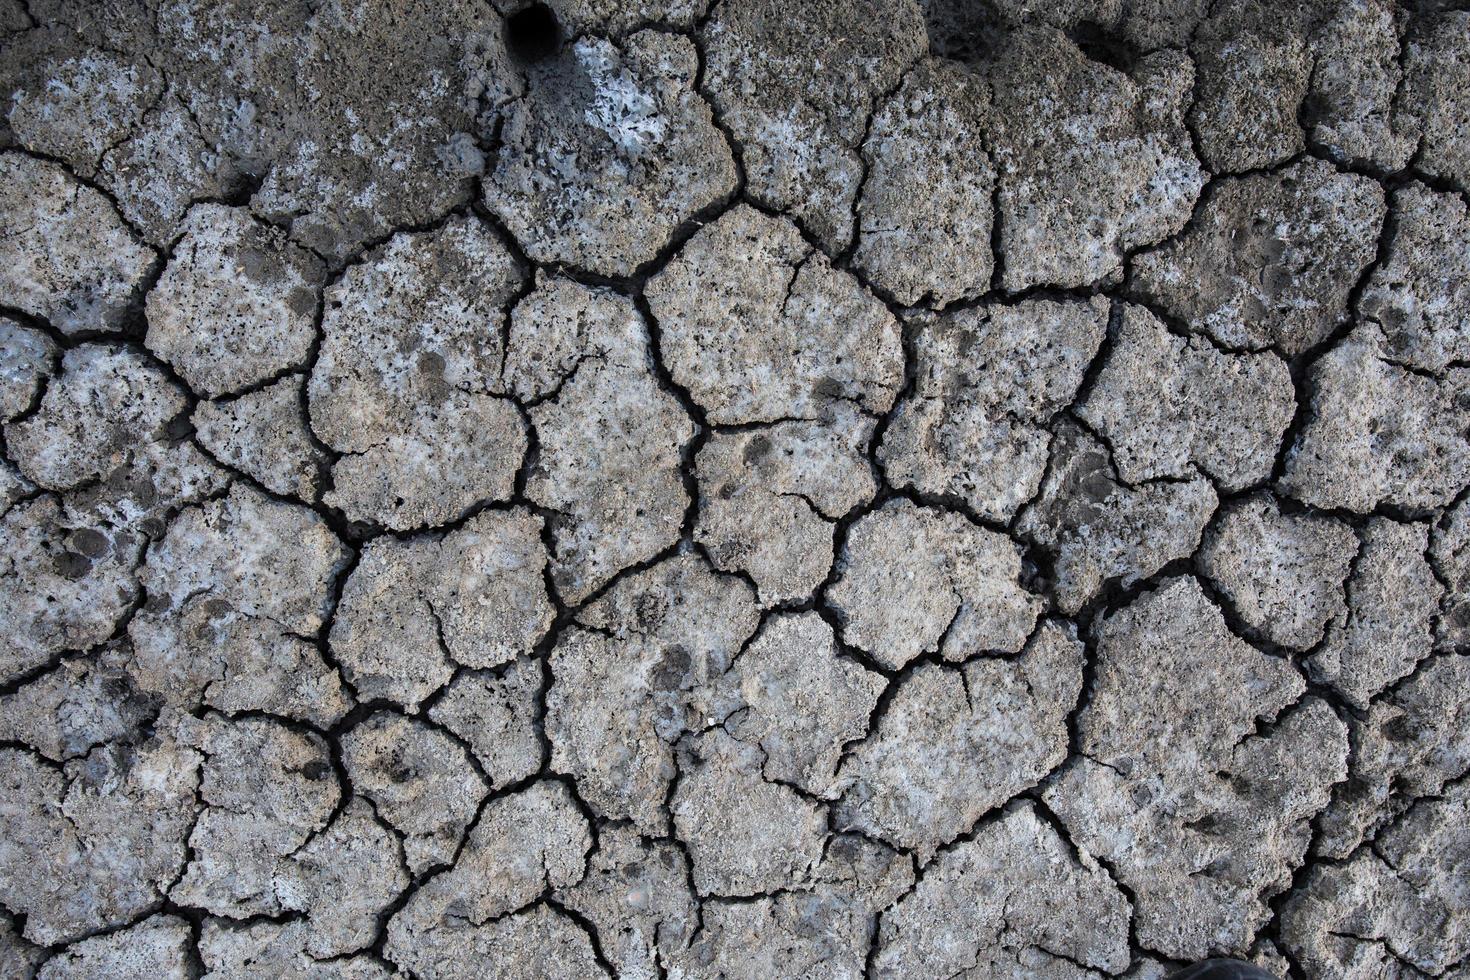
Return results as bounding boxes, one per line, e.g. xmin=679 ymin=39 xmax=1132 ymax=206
xmin=1 ymin=1 xmax=1468 ymax=978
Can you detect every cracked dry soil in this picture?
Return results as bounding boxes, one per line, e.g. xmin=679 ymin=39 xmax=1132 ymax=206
xmin=0 ymin=0 xmax=1468 ymax=977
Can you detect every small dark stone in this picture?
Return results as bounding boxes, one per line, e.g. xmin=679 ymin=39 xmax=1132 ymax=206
xmin=652 ymin=644 xmax=692 ymax=691
xmin=743 ymin=434 xmax=772 ymax=464
xmin=635 ymin=592 xmax=667 ymax=630
xmin=418 ymin=351 xmax=446 ymax=377
xmin=815 ymin=376 xmax=846 ymax=399
xmin=131 ymin=479 xmax=158 ymax=507
xmin=286 ymin=286 xmax=318 ymax=317
xmin=237 ymin=245 xmax=274 ymax=283
xmin=68 ymin=528 xmax=110 ymax=558
xmin=1081 ymin=470 xmax=1114 ymax=504
xmin=53 ymin=550 xmax=92 ymax=579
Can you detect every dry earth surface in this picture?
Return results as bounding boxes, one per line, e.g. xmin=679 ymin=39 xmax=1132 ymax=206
xmin=1 ymin=0 xmax=1469 ymax=977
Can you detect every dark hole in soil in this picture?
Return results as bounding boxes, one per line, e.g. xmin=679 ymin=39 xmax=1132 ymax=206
xmin=506 ymin=3 xmax=561 ymax=63
xmin=1069 ymin=21 xmax=1137 ymax=75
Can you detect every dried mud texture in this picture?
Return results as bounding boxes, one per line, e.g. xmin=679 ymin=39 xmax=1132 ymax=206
xmin=485 ymin=31 xmax=737 ymax=278
xmin=1 ymin=1 xmax=1467 ymax=978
